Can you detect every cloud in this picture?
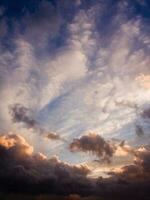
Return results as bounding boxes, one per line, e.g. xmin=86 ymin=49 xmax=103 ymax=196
xmin=133 ymin=105 xmax=150 ymax=140
xmin=69 ymin=133 xmax=116 ymax=163
xmin=0 ymin=133 xmax=92 ymax=195
xmin=0 ymin=7 xmax=95 ymax=158
xmin=141 ymin=107 xmax=150 ymax=119
xmin=136 ymin=74 xmax=150 ymax=89
xmin=0 ymin=134 xmax=33 ymax=155
xmin=21 ymin=0 xmax=63 ymax=48
xmin=110 ymin=146 xmax=150 ymax=181
xmin=135 ymin=124 xmax=145 ymax=137
xmin=0 ymin=133 xmax=150 ymax=199
xmin=9 ymin=103 xmax=64 ymax=142
xmin=9 ymin=103 xmax=36 ymax=128
xmin=94 ymin=146 xmax=150 ymax=199
xmin=46 ymin=132 xmax=62 ymax=140
xmin=0 ymin=8 xmax=92 ymax=133
xmin=0 ymin=1 xmax=150 ymax=198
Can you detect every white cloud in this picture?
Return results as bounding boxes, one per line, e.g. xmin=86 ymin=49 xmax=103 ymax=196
xmin=0 ymin=9 xmax=96 ymax=155
xmin=0 ymin=2 xmax=150 ymax=165
xmin=50 ymin=17 xmax=150 ymax=145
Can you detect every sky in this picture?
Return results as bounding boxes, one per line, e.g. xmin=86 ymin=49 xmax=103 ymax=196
xmin=0 ymin=0 xmax=150 ymax=199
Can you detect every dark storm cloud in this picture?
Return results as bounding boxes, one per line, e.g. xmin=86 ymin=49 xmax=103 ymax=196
xmin=69 ymin=133 xmax=116 ymax=163
xmin=0 ymin=134 xmax=150 ymax=199
xmin=0 ymin=134 xmax=92 ymax=195
xmin=9 ymin=103 xmax=62 ymax=141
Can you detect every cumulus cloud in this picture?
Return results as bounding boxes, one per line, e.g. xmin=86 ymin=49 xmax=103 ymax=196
xmin=0 ymin=133 xmax=91 ymax=195
xmin=9 ymin=103 xmax=36 ymax=128
xmin=110 ymin=146 xmax=150 ymax=181
xmin=93 ymin=146 xmax=150 ymax=199
xmin=70 ymin=133 xmax=116 ymax=163
xmin=0 ymin=134 xmax=33 ymax=155
xmin=0 ymin=133 xmax=150 ymax=199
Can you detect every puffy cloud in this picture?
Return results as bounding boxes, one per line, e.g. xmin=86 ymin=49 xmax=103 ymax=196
xmin=0 ymin=134 xmax=33 ymax=155
xmin=0 ymin=133 xmax=150 ymax=199
xmin=70 ymin=133 xmax=116 ymax=163
xmin=110 ymin=146 xmax=150 ymax=182
xmin=9 ymin=103 xmax=36 ymax=128
xmin=0 ymin=133 xmax=91 ymax=195
xmin=93 ymin=146 xmax=150 ymax=199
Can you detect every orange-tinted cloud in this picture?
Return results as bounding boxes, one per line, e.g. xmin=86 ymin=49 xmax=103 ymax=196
xmin=136 ymin=74 xmax=150 ymax=89
xmin=0 ymin=133 xmax=150 ymax=199
xmin=0 ymin=133 xmax=91 ymax=195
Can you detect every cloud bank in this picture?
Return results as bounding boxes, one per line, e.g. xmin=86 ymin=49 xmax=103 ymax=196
xmin=0 ymin=133 xmax=150 ymax=199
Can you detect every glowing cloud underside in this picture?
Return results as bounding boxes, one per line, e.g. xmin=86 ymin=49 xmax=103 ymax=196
xmin=0 ymin=0 xmax=150 ymax=199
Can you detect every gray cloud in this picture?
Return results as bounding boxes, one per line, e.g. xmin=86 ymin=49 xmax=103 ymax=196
xmin=9 ymin=103 xmax=63 ymax=141
xmin=0 ymin=133 xmax=92 ymax=195
xmin=9 ymin=103 xmax=36 ymax=128
xmin=70 ymin=133 xmax=116 ymax=163
xmin=0 ymin=133 xmax=150 ymax=199
xmin=46 ymin=132 xmax=61 ymax=140
xmin=135 ymin=124 xmax=145 ymax=137
xmin=141 ymin=107 xmax=150 ymax=119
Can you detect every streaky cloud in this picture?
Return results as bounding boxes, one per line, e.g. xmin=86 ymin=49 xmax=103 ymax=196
xmin=9 ymin=103 xmax=63 ymax=141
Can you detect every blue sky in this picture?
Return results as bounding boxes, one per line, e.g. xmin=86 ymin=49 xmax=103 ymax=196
xmin=0 ymin=0 xmax=150 ymax=176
